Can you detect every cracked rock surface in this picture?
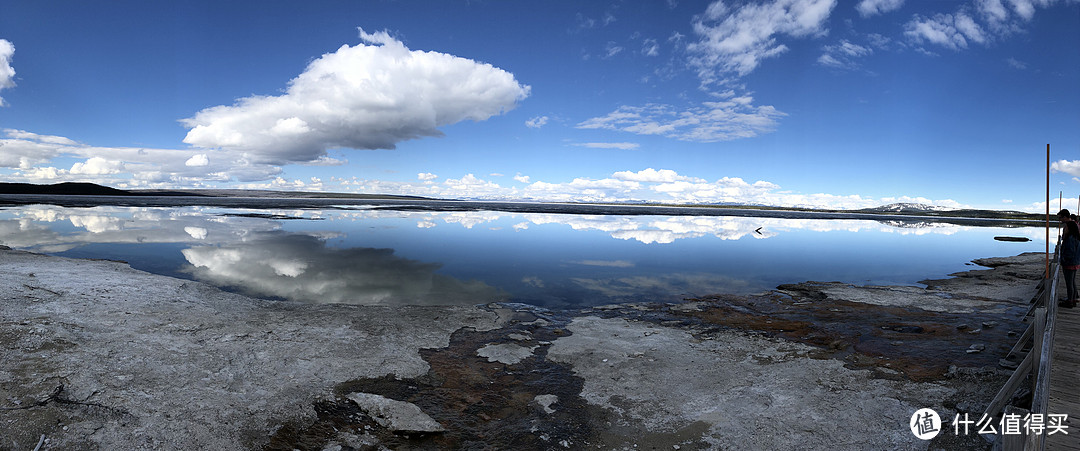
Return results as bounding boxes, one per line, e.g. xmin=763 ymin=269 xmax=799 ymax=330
xmin=0 ymin=249 xmax=501 ymax=449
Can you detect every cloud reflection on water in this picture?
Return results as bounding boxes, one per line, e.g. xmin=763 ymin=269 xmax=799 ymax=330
xmin=0 ymin=205 xmax=286 ymax=253
xmin=181 ymin=232 xmax=505 ymax=305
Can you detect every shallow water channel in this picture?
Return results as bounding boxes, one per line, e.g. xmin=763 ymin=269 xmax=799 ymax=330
xmin=0 ymin=203 xmax=1047 ymax=308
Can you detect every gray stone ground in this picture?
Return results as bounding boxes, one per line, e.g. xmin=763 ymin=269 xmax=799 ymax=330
xmin=0 ymin=249 xmax=1038 ymax=450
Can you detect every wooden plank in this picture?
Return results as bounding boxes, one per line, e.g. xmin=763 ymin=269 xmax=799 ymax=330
xmin=1042 ymin=254 xmax=1075 ymax=451
xmin=1004 ymin=404 xmax=1030 ymax=451
xmin=1047 ymin=282 xmax=1080 ymax=451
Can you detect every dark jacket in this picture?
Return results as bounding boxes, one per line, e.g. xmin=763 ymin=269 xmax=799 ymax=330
xmin=1062 ymin=220 xmax=1080 ymax=266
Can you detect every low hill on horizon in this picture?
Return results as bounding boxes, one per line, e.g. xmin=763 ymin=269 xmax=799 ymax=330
xmin=0 ymin=182 xmax=134 ymax=196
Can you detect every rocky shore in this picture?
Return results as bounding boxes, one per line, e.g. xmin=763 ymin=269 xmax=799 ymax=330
xmin=0 ymin=248 xmax=1043 ymax=450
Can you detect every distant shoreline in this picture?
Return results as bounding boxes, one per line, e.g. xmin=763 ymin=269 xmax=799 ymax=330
xmin=0 ymin=181 xmax=1048 ymax=227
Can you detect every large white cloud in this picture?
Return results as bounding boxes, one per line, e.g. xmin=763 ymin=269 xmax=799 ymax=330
xmin=181 ymin=28 xmax=530 ymax=164
xmin=0 ymin=39 xmax=14 ymax=106
xmin=687 ymin=0 xmax=837 ymax=84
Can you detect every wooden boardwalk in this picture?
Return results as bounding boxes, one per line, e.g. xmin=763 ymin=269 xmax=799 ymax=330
xmin=1047 ymin=292 xmax=1080 ymax=450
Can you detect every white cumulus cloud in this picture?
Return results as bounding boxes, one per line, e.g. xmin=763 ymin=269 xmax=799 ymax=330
xmin=613 ymin=168 xmax=704 ymax=183
xmin=525 ymin=116 xmax=549 ymax=128
xmin=185 ymin=154 xmax=210 ymax=167
xmin=0 ymin=39 xmax=14 ymax=106
xmin=70 ymin=157 xmax=123 ymax=175
xmin=856 ymin=0 xmax=905 ymax=17
xmin=181 ymin=28 xmax=530 ymax=164
xmin=1052 ymin=160 xmax=1080 ymax=177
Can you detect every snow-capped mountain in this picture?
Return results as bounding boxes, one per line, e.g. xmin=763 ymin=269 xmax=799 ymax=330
xmin=866 ymin=203 xmax=953 ymax=213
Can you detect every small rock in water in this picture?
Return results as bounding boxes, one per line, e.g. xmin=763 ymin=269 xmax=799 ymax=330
xmin=968 ymin=328 xmax=982 ymax=335
xmin=534 ymin=394 xmax=559 ymax=414
xmin=982 ymin=321 xmax=998 ymax=329
xmin=956 ymin=324 xmax=969 ymax=331
xmin=476 ymin=343 xmax=538 ymax=365
xmin=346 ymin=392 xmax=445 ymax=433
xmin=966 ymin=344 xmax=986 ymax=354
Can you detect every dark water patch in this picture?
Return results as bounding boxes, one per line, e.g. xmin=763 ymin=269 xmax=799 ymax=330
xmin=263 ymin=308 xmax=606 ymax=450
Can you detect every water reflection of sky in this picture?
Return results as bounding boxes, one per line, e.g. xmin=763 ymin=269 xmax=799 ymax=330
xmin=0 ymin=205 xmax=1048 ymax=308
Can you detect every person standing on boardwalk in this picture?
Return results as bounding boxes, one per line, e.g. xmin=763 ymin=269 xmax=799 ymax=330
xmin=1058 ymin=209 xmax=1080 ymax=308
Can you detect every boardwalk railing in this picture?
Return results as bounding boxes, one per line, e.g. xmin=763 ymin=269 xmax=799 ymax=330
xmin=982 ymin=241 xmax=1060 ymax=450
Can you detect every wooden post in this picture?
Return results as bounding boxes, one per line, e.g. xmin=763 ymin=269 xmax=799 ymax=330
xmin=1032 ymin=306 xmax=1045 ymax=395
xmin=1003 ymin=405 xmax=1029 ymax=451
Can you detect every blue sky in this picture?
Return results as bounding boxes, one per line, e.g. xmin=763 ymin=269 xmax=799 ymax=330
xmin=0 ymin=0 xmax=1078 ymax=211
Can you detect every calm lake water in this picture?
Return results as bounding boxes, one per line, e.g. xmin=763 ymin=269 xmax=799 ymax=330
xmin=0 ymin=203 xmax=1048 ymax=308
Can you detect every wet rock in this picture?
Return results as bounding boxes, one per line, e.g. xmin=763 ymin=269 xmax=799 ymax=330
xmin=546 ymin=315 xmax=958 ymax=449
xmin=476 ymin=342 xmax=538 ymax=365
xmin=787 ymin=282 xmax=1009 ymax=314
xmin=534 ymin=394 xmax=558 ymax=414
xmin=982 ymin=321 xmax=998 ymax=329
xmin=345 ymin=392 xmax=445 ymax=433
xmin=966 ymin=344 xmax=986 ymax=354
xmin=669 ymin=301 xmax=707 ymax=312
